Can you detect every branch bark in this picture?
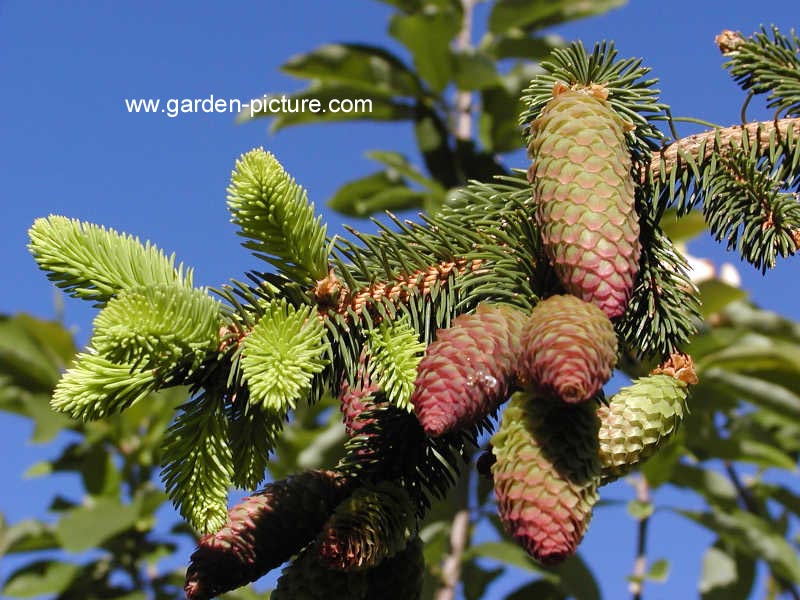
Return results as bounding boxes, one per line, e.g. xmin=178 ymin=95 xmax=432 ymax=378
xmin=435 ymin=508 xmax=471 ymax=600
xmin=646 ymin=117 xmax=800 ymax=182
xmin=453 ymin=0 xmax=475 ymax=141
xmin=629 ymin=476 xmax=651 ymax=600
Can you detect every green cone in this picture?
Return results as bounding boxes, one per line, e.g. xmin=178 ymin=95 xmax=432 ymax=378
xmin=184 ymin=470 xmax=349 ymax=600
xmin=528 ymin=83 xmax=640 ymax=319
xmin=598 ymin=373 xmax=691 ymax=484
xmin=520 ymin=295 xmax=617 ymax=403
xmin=411 ymin=303 xmax=527 ymax=436
xmin=272 ymin=544 xmax=369 ymax=600
xmin=491 ymin=391 xmax=600 ymax=564
xmin=317 ymin=481 xmax=416 ymax=571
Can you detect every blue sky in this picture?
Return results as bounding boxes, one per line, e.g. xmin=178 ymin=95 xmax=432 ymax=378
xmin=1 ymin=1 xmax=798 ymax=598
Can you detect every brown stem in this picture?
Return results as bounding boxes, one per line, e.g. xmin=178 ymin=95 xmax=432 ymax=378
xmin=629 ymin=476 xmax=651 ymax=600
xmin=434 ymin=508 xmax=470 ymax=600
xmin=645 ymin=117 xmax=800 ymax=183
xmin=453 ymin=0 xmax=475 ymax=141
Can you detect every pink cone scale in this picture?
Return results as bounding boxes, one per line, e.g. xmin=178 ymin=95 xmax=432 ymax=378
xmin=184 ymin=470 xmax=350 ymax=600
xmin=491 ymin=392 xmax=600 ymax=564
xmin=411 ymin=303 xmax=527 ymax=437
xmin=528 ymin=82 xmax=641 ymax=318
xmin=520 ymin=295 xmax=617 ymax=403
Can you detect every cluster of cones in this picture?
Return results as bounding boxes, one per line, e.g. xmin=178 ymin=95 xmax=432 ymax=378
xmin=411 ymin=298 xmax=695 ymax=565
xmin=408 ymin=81 xmax=698 ymax=566
xmin=184 ymin=469 xmax=424 ymax=600
xmin=183 ymin=81 xmax=698 ymax=597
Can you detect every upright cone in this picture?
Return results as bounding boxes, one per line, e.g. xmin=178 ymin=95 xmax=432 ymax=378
xmin=528 ymin=83 xmax=640 ymax=318
xmin=317 ymin=481 xmax=415 ymax=571
xmin=520 ymin=295 xmax=617 ymax=403
xmin=491 ymin=392 xmax=601 ymax=564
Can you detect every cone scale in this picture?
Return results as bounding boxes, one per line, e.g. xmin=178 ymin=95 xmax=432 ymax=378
xmin=520 ymin=294 xmax=617 ymax=403
xmin=528 ymin=82 xmax=640 ymax=319
xmin=598 ymin=354 xmax=697 ymax=483
xmin=411 ymin=303 xmax=527 ymax=436
xmin=491 ymin=392 xmax=601 ymax=564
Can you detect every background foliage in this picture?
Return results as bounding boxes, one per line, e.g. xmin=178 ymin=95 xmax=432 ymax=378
xmin=2 ymin=1 xmax=799 ymax=599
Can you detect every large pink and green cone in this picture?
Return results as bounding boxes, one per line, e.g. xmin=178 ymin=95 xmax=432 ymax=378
xmin=599 ymin=354 xmax=697 ymax=483
xmin=527 ymin=83 xmax=640 ymax=319
xmin=520 ymin=294 xmax=617 ymax=403
xmin=491 ymin=391 xmax=601 ymax=564
xmin=184 ymin=470 xmax=350 ymax=600
xmin=317 ymin=481 xmax=416 ymax=571
xmin=411 ymin=303 xmax=527 ymax=436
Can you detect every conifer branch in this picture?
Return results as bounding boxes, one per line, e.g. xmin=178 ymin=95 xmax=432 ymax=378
xmin=646 ymin=117 xmax=800 ymax=183
xmin=28 ymin=215 xmax=193 ymax=306
xmin=240 ymin=299 xmax=329 ymax=412
xmin=91 ymin=284 xmax=221 ymax=371
xmin=51 ymin=352 xmax=159 ymax=420
xmin=365 ymin=316 xmax=425 ymax=410
xmin=161 ymin=389 xmax=234 ymax=534
xmin=227 ymin=148 xmax=330 ymax=285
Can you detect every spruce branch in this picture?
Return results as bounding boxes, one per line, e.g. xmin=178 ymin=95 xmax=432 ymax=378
xmin=240 ymin=299 xmax=329 ymax=412
xmin=91 ymin=284 xmax=221 ymax=371
xmin=717 ymin=25 xmax=800 ymax=118
xmin=227 ymin=148 xmax=330 ymax=285
xmin=161 ymin=389 xmax=234 ymax=534
xmin=647 ymin=118 xmax=800 ymax=271
xmin=51 ymin=352 xmax=158 ymax=420
xmin=646 ymin=117 xmax=800 ymax=184
xmin=365 ymin=316 xmax=425 ymax=410
xmin=227 ymin=399 xmax=284 ymax=490
xmin=28 ymin=215 xmax=192 ymax=306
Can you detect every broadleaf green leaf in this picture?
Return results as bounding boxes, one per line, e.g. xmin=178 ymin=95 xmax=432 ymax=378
xmin=465 ymin=541 xmax=556 ymax=577
xmin=55 ymin=497 xmax=138 ymax=552
xmin=489 ymin=0 xmax=627 ymax=34
xmin=389 ymin=10 xmax=460 ymax=93
xmin=700 ymin=542 xmax=756 ymax=600
xmin=2 ymin=560 xmax=81 ymax=598
xmin=678 ymin=508 xmax=800 ymax=583
xmin=452 ymin=49 xmax=500 ymax=90
xmin=282 ymin=43 xmax=423 ymax=97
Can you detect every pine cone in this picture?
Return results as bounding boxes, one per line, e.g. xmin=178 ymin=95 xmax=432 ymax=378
xmin=520 ymin=295 xmax=617 ymax=403
xmin=598 ymin=355 xmax=696 ymax=483
xmin=272 ymin=543 xmax=369 ymax=600
xmin=491 ymin=392 xmax=600 ymax=564
xmin=317 ymin=481 xmax=416 ymax=571
xmin=366 ymin=536 xmax=425 ymax=600
xmin=411 ymin=303 xmax=527 ymax=436
xmin=528 ymin=83 xmax=640 ymax=318
xmin=184 ymin=470 xmax=350 ymax=600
